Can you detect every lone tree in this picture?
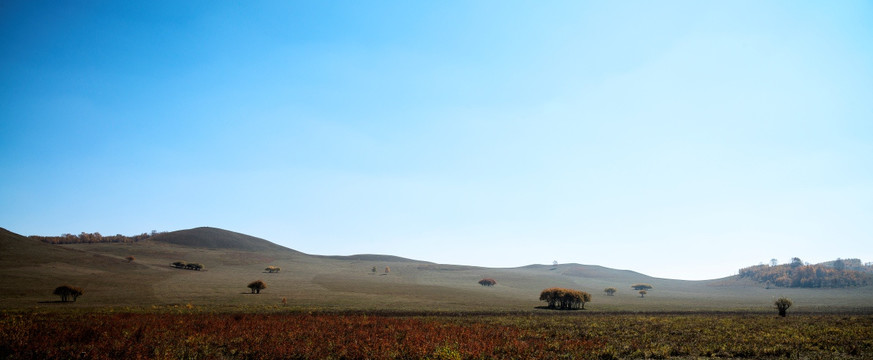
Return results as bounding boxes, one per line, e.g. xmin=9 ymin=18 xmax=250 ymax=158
xmin=247 ymin=280 xmax=267 ymax=294
xmin=604 ymin=287 xmax=617 ymax=296
xmin=775 ymin=297 xmax=793 ymax=317
xmin=639 ymin=290 xmax=647 ymax=298
xmin=631 ymin=283 xmax=653 ymax=291
xmin=265 ymin=266 xmax=281 ymax=273
xmin=539 ymin=287 xmax=592 ymax=310
xmin=125 ymin=255 xmax=135 ymax=263
xmin=53 ymin=285 xmax=83 ymax=302
xmin=478 ymin=278 xmax=497 ymax=287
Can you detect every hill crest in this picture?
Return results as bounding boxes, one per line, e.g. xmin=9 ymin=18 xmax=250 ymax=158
xmin=147 ymin=227 xmax=296 ymax=253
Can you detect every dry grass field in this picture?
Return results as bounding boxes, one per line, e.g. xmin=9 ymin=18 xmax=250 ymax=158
xmin=3 ymin=226 xmax=873 ymax=359
xmin=3 ymin=227 xmax=871 ymax=312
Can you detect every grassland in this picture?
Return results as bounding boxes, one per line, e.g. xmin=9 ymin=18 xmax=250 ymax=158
xmin=3 ymin=227 xmax=873 ymax=359
xmin=3 ymin=227 xmax=871 ymax=313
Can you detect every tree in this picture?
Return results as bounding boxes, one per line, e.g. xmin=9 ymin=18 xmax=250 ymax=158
xmin=639 ymin=290 xmax=647 ymax=298
xmin=631 ymin=283 xmax=653 ymax=291
xmin=371 ymin=266 xmax=377 ymax=274
xmin=775 ymin=297 xmax=792 ymax=317
xmin=53 ymin=285 xmax=83 ymax=302
xmin=770 ymin=258 xmax=778 ymax=267
xmin=247 ymin=280 xmax=267 ymax=294
xmin=604 ymin=287 xmax=617 ymax=296
xmin=791 ymin=257 xmax=803 ymax=268
xmin=478 ymin=278 xmax=497 ymax=287
xmin=539 ymin=288 xmax=592 ymax=310
xmin=125 ymin=255 xmax=135 ymax=263
xmin=265 ymin=266 xmax=280 ymax=273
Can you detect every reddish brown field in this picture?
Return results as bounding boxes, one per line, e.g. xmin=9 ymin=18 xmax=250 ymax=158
xmin=2 ymin=311 xmax=872 ymax=359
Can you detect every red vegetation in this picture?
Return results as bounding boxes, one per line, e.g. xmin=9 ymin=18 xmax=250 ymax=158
xmin=2 ymin=312 xmax=871 ymax=359
xmin=0 ymin=313 xmax=601 ymax=359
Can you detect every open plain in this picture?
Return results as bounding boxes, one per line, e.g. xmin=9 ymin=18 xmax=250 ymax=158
xmin=2 ymin=227 xmax=872 ymax=359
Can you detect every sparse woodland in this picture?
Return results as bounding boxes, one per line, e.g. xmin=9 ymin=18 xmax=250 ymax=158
xmin=31 ymin=231 xmax=165 ymax=244
xmin=739 ymin=258 xmax=870 ymax=288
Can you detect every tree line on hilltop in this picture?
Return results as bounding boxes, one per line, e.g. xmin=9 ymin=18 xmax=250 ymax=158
xmin=31 ymin=231 xmax=166 ymax=245
xmin=739 ymin=257 xmax=871 ymax=288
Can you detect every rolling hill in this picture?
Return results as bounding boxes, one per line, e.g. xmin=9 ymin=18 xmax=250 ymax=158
xmin=2 ymin=226 xmax=871 ymax=312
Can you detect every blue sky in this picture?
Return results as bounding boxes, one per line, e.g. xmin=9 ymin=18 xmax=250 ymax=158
xmin=2 ymin=1 xmax=871 ymax=280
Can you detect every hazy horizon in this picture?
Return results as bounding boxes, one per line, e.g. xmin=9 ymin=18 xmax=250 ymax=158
xmin=2 ymin=1 xmax=872 ymax=280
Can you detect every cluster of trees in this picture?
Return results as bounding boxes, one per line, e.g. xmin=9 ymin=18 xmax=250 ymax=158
xmin=478 ymin=278 xmax=497 ymax=287
xmin=604 ymin=287 xmax=617 ymax=296
xmin=739 ymin=258 xmax=870 ymax=288
xmin=539 ymin=288 xmax=592 ymax=310
xmin=171 ymin=261 xmax=204 ymax=271
xmin=265 ymin=266 xmax=281 ymax=273
xmin=31 ymin=230 xmax=166 ymax=245
xmin=247 ymin=280 xmax=267 ymax=294
xmin=53 ymin=285 xmax=83 ymax=302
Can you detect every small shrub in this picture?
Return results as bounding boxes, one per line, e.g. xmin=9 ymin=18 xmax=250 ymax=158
xmin=775 ymin=297 xmax=792 ymax=317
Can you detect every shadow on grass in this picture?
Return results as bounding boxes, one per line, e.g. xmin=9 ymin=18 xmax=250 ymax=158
xmin=534 ymin=306 xmax=587 ymax=311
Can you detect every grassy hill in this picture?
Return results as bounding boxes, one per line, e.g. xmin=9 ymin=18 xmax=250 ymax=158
xmin=2 ymin=227 xmax=871 ymax=312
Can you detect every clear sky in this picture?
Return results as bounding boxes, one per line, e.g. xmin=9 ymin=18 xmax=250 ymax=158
xmin=2 ymin=1 xmax=871 ymax=280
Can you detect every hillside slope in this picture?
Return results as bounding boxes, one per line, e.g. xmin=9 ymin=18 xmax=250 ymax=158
xmin=2 ymin=227 xmax=871 ymax=312
xmin=147 ymin=227 xmax=297 ymax=252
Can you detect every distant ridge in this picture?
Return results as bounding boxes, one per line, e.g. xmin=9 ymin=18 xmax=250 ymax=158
xmin=148 ymin=227 xmax=296 ymax=253
xmin=320 ymin=254 xmax=431 ymax=263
